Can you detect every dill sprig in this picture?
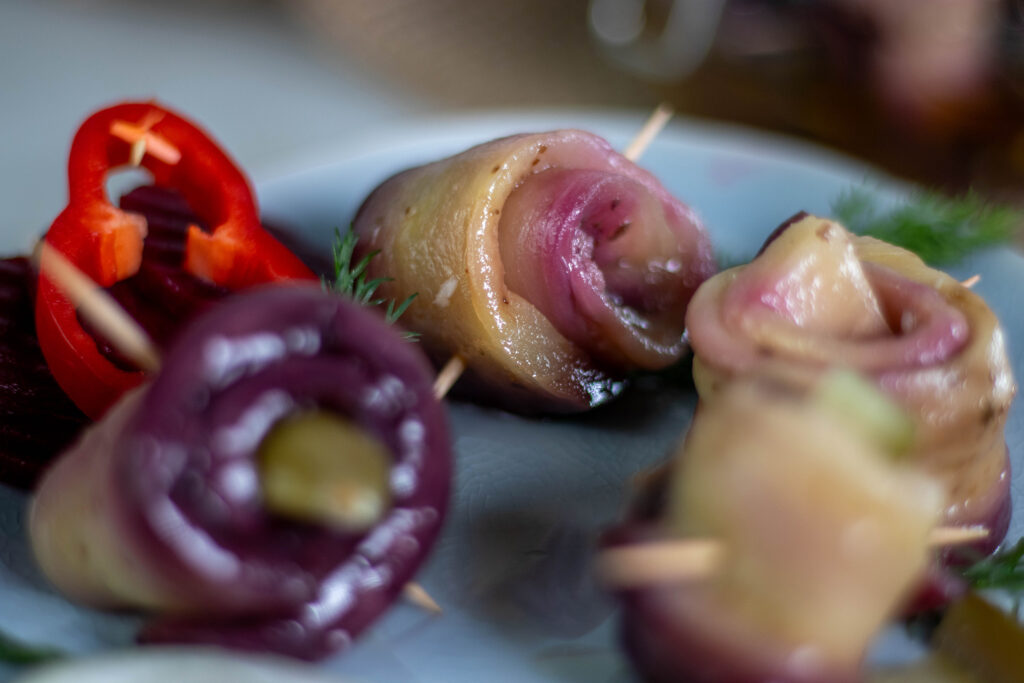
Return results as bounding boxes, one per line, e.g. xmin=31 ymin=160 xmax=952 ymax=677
xmin=323 ymin=226 xmax=419 ymax=338
xmin=0 ymin=631 xmax=63 ymax=665
xmin=832 ymin=188 xmax=1021 ymax=265
xmin=961 ymin=538 xmax=1024 ymax=593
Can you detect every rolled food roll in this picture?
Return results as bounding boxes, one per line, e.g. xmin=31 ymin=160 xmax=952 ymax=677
xmin=353 ymin=130 xmax=715 ymax=412
xmin=29 ymin=286 xmax=450 ymax=660
xmin=609 ymin=376 xmax=945 ymax=683
xmin=685 ymin=213 xmax=1015 ymax=539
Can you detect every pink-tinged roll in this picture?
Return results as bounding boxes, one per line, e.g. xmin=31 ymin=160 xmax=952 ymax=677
xmin=353 ymin=130 xmax=715 ymax=412
xmin=608 ymin=378 xmax=944 ymax=683
xmin=686 ymin=213 xmax=1015 ymax=537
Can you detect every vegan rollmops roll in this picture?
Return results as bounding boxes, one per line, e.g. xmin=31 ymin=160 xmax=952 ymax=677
xmin=685 ymin=214 xmax=1014 ymax=540
xmin=608 ymin=376 xmax=944 ymax=683
xmin=30 ymin=286 xmax=450 ymax=660
xmin=353 ymin=130 xmax=715 ymax=412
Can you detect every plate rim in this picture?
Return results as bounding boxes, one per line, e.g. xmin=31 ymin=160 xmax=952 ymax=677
xmin=250 ymin=107 xmax=914 ymax=200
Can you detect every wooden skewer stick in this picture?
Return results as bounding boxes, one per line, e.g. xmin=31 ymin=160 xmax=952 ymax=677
xmin=432 ymin=355 xmax=466 ymax=401
xmin=35 ymin=241 xmax=444 ymax=615
xmin=622 ymin=103 xmax=675 ymax=162
xmin=431 ymin=103 xmax=676 ymax=401
xmin=961 ymin=274 xmax=981 ymax=288
xmin=403 ymin=581 xmax=443 ymax=615
xmin=596 ymin=539 xmax=722 ymax=589
xmin=928 ymin=524 xmax=990 ymax=546
xmin=34 ymin=242 xmax=162 ymax=372
xmin=596 ymin=525 xmax=991 ymax=589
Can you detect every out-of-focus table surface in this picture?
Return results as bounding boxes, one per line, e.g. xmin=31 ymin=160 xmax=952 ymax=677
xmin=0 ymin=0 xmax=436 ymax=254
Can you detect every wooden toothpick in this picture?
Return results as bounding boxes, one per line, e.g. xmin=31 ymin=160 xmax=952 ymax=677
xmin=596 ymin=525 xmax=991 ymax=589
xmin=432 ymin=103 xmax=676 ymax=400
xmin=432 ymin=355 xmax=466 ymax=401
xmin=622 ymin=103 xmax=674 ymax=162
xmin=596 ymin=538 xmax=722 ymax=589
xmin=928 ymin=524 xmax=990 ymax=547
xmin=961 ymin=274 xmax=981 ymax=288
xmin=403 ymin=582 xmax=443 ymax=615
xmin=35 ymin=242 xmax=161 ymax=372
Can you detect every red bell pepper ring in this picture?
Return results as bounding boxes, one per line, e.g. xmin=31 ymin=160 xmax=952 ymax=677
xmin=36 ymin=101 xmax=316 ymax=419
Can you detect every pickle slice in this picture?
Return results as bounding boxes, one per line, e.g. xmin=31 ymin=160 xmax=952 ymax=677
xmin=259 ymin=411 xmax=392 ymax=532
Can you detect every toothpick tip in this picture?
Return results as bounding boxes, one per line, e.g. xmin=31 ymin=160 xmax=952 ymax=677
xmin=432 ymin=354 xmax=466 ymax=401
xmin=622 ymin=103 xmax=675 ymax=162
xmin=403 ymin=582 xmax=443 ymax=615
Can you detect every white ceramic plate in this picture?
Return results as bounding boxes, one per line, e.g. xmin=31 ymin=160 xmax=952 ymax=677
xmin=1 ymin=113 xmax=1022 ymax=682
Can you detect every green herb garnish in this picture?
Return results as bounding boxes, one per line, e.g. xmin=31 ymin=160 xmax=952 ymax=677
xmin=0 ymin=631 xmax=63 ymax=665
xmin=323 ymin=226 xmax=418 ymax=338
xmin=961 ymin=537 xmax=1024 ymax=593
xmin=832 ymin=188 xmax=1021 ymax=265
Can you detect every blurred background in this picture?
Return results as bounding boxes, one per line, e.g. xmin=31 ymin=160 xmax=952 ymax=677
xmin=4 ymin=0 xmax=1024 ymax=244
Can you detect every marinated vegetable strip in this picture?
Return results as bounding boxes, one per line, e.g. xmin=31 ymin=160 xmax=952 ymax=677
xmin=610 ymin=377 xmax=944 ymax=683
xmin=427 ymin=104 xmax=677 ymax=399
xmin=30 ymin=287 xmax=450 ymax=660
xmin=352 ymin=129 xmax=714 ymax=412
xmin=686 ymin=214 xmax=1015 ymax=538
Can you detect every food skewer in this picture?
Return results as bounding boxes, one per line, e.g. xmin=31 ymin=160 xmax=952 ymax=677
xmin=33 ymin=241 xmax=444 ymax=617
xmin=429 ymin=103 xmax=677 ymax=402
xmin=34 ymin=244 xmax=161 ymax=373
xmin=432 ymin=355 xmax=466 ymax=401
xmin=621 ymin=103 xmax=675 ymax=162
xmin=596 ymin=526 xmax=991 ymax=589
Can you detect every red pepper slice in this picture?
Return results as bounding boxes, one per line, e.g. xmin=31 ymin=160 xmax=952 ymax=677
xmin=36 ymin=101 xmax=316 ymax=419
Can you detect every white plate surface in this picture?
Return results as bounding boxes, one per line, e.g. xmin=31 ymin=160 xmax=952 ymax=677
xmin=2 ymin=112 xmax=1022 ymax=682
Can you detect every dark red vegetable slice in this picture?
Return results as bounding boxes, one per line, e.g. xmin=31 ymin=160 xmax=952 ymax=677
xmin=97 ymin=186 xmax=229 ymax=363
xmin=0 ymin=257 xmax=88 ymax=488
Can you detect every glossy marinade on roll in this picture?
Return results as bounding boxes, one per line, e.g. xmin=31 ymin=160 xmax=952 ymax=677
xmin=29 ymin=286 xmax=450 ymax=661
xmin=685 ymin=213 xmax=1015 ymax=542
xmin=353 ymin=130 xmax=716 ymax=412
xmin=608 ymin=375 xmax=944 ymax=683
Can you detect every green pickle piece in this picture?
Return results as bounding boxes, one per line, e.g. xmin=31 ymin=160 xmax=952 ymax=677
xmin=258 ymin=411 xmax=393 ymax=532
xmin=814 ymin=369 xmax=915 ymax=458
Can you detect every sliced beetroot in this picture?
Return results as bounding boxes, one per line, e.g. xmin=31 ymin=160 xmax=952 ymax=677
xmin=31 ymin=286 xmax=450 ymax=661
xmin=107 ymin=186 xmax=229 ymax=350
xmin=78 ymin=186 xmax=229 ymax=372
xmin=0 ymin=257 xmax=88 ymax=488
xmin=0 ymin=186 xmax=293 ymax=488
